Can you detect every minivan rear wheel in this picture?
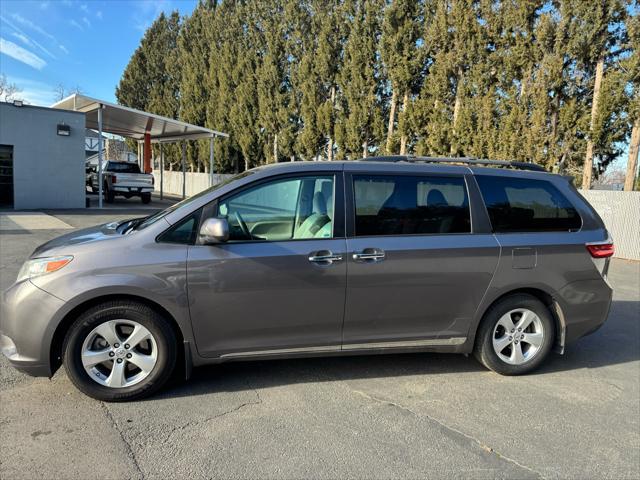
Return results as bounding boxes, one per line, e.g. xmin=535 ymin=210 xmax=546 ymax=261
xmin=474 ymin=294 xmax=555 ymax=375
xmin=63 ymin=300 xmax=177 ymax=401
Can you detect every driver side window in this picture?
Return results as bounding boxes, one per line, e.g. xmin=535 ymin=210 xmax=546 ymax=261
xmin=217 ymin=175 xmax=334 ymax=242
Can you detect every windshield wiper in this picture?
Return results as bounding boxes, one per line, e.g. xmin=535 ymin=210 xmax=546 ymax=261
xmin=119 ymin=217 xmax=147 ymax=234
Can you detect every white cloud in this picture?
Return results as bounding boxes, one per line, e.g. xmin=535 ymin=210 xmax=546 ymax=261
xmin=96 ymin=10 xmax=103 ymax=20
xmin=70 ymin=19 xmax=83 ymax=30
xmin=10 ymin=31 xmax=33 ymax=48
xmin=62 ymin=0 xmax=73 ymax=5
xmin=59 ymin=45 xmax=69 ymax=54
xmin=10 ymin=13 xmax=57 ymax=44
xmin=80 ymin=4 xmax=89 ymax=13
xmin=1 ymin=15 xmax=58 ymax=59
xmin=40 ymin=1 xmax=50 ymax=9
xmin=82 ymin=16 xmax=91 ymax=28
xmin=0 ymin=37 xmax=46 ymax=70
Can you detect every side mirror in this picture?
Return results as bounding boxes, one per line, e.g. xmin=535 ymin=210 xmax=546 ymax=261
xmin=199 ymin=217 xmax=229 ymax=244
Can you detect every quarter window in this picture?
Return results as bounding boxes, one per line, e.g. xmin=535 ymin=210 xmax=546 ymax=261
xmin=475 ymin=175 xmax=581 ymax=232
xmin=218 ymin=175 xmax=335 ymax=241
xmin=353 ymin=175 xmax=471 ymax=236
xmin=157 ymin=209 xmax=202 ymax=244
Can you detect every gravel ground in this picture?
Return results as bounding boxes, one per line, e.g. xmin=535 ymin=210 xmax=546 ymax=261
xmin=1 ymin=208 xmax=638 ymax=480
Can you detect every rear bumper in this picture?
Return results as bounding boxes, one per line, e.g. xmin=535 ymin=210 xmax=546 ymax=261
xmin=112 ymin=186 xmax=153 ymax=193
xmin=0 ymin=280 xmax=64 ymax=377
xmin=558 ymin=277 xmax=613 ymax=345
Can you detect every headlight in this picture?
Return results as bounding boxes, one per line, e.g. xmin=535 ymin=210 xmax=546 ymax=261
xmin=16 ymin=256 xmax=73 ymax=283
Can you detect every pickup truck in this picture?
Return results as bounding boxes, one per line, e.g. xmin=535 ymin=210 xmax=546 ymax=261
xmin=90 ymin=161 xmax=154 ymax=204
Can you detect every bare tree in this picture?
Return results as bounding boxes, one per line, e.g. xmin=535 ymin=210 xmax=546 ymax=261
xmin=53 ymin=83 xmax=66 ymax=102
xmin=0 ymin=74 xmax=23 ymax=101
xmin=53 ymin=83 xmax=83 ymax=101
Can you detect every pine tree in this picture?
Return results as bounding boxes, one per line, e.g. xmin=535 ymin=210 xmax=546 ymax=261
xmin=178 ymin=0 xmax=215 ymax=171
xmin=490 ymin=1 xmax=543 ymax=162
xmin=315 ymin=1 xmax=346 ymax=161
xmin=562 ymin=0 xmax=628 ymax=188
xmin=254 ymin=0 xmax=289 ymax=164
xmin=624 ymin=11 xmax=639 ymax=191
xmin=206 ymin=1 xmax=249 ymax=173
xmin=116 ymin=11 xmax=182 ymax=168
xmin=380 ymin=0 xmax=422 ymax=154
xmin=116 ymin=0 xmax=634 ymax=175
xmin=293 ymin=1 xmax=322 ymax=160
xmin=229 ymin=3 xmax=263 ymax=171
xmin=337 ymin=0 xmax=385 ymax=159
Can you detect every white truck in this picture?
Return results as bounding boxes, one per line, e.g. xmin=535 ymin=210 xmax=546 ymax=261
xmin=90 ymin=161 xmax=154 ymax=204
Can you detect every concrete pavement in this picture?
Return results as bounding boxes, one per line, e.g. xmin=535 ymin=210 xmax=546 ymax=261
xmin=1 ymin=209 xmax=638 ymax=479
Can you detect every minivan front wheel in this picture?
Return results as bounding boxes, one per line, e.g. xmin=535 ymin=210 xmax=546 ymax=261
xmin=474 ymin=294 xmax=555 ymax=375
xmin=63 ymin=301 xmax=177 ymax=401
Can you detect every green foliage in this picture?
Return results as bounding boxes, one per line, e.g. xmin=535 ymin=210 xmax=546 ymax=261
xmin=116 ymin=0 xmax=636 ymax=174
xmin=178 ymin=0 xmax=215 ymax=171
xmin=337 ymin=0 xmax=385 ymax=159
xmin=116 ymin=11 xmax=182 ymax=168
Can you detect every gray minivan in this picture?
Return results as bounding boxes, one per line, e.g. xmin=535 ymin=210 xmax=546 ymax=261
xmin=1 ymin=157 xmax=614 ymax=401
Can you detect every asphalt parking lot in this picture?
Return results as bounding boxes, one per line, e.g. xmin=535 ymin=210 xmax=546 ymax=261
xmin=1 ymin=207 xmax=639 ymax=480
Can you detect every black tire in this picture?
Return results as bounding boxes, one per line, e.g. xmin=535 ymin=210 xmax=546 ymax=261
xmin=104 ymin=185 xmax=115 ymax=203
xmin=141 ymin=192 xmax=151 ymax=204
xmin=62 ymin=301 xmax=177 ymax=402
xmin=473 ymin=293 xmax=555 ymax=375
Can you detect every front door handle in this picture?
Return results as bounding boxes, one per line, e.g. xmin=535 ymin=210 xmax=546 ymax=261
xmin=308 ymin=250 xmax=343 ymax=265
xmin=352 ymin=248 xmax=386 ymax=262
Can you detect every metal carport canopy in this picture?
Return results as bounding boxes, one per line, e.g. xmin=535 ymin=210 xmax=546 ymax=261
xmin=51 ymin=93 xmax=228 ymax=207
xmin=50 ymin=93 xmax=228 ymax=142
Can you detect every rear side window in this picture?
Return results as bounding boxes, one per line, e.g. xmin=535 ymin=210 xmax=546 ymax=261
xmin=476 ymin=176 xmax=581 ymax=233
xmin=106 ymin=162 xmax=141 ymax=173
xmin=353 ymin=175 xmax=471 ymax=236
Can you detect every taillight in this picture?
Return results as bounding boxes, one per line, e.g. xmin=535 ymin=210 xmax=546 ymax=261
xmin=586 ymin=243 xmax=614 ymax=258
xmin=112 ymin=175 xmax=117 ymax=184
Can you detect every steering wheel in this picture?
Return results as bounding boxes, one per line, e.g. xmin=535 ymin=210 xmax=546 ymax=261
xmin=234 ymin=211 xmax=252 ymax=239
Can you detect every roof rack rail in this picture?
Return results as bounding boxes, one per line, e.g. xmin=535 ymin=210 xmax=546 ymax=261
xmin=360 ymin=155 xmax=547 ymax=172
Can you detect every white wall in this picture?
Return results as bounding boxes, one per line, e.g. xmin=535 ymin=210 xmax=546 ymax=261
xmin=152 ymin=170 xmax=233 ymax=198
xmin=0 ymin=102 xmax=85 ymax=209
xmin=579 ymin=190 xmax=640 ymax=261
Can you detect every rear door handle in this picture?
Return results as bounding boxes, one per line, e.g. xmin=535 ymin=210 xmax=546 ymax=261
xmin=308 ymin=250 xmax=343 ymax=265
xmin=352 ymin=248 xmax=386 ymax=262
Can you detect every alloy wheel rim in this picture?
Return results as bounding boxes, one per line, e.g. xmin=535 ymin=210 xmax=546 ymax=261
xmin=492 ymin=308 xmax=544 ymax=366
xmin=81 ymin=319 xmax=158 ymax=388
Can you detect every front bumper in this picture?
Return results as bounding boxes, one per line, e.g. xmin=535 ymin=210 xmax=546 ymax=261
xmin=0 ymin=280 xmax=65 ymax=377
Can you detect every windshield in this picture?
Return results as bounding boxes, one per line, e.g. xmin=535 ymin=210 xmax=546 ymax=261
xmin=135 ymin=170 xmax=255 ymax=231
xmin=106 ymin=162 xmax=141 ymax=173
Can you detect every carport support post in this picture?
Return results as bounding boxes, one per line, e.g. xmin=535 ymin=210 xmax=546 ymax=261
xmin=182 ymin=141 xmax=186 ymax=199
xmin=97 ymin=104 xmax=103 ymax=209
xmin=160 ymin=143 xmax=164 ymax=201
xmin=209 ymin=136 xmax=214 ymax=187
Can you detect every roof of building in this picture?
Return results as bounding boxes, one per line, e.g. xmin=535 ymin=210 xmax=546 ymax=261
xmin=51 ymin=94 xmax=228 ymax=143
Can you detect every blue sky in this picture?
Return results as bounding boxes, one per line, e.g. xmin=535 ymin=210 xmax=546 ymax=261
xmin=0 ymin=0 xmax=197 ymax=106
